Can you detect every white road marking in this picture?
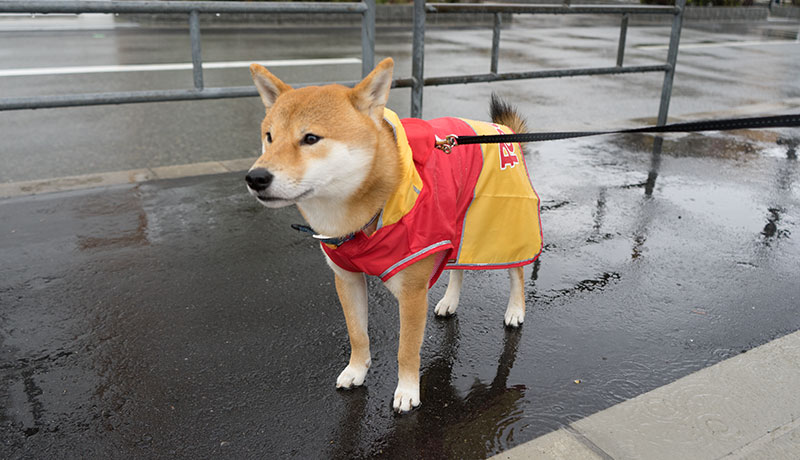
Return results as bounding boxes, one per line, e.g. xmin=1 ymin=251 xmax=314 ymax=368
xmin=0 ymin=57 xmax=361 ymax=77
xmin=638 ymin=39 xmax=798 ymax=51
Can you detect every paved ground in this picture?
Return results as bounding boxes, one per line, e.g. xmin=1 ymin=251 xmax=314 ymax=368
xmin=2 ymin=11 xmax=800 ymax=460
xmin=493 ymin=329 xmax=800 ymax=460
xmin=2 ymin=106 xmax=799 ymax=458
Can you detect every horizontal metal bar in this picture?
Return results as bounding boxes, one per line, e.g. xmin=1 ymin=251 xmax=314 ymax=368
xmin=422 ymin=65 xmax=669 ymax=86
xmin=0 ymin=82 xmax=355 ymax=111
xmin=0 ymin=88 xmax=255 ymax=111
xmin=0 ymin=0 xmax=367 ymax=15
xmin=427 ymin=3 xmax=679 ymax=15
xmin=392 ymin=78 xmax=416 ymax=89
xmin=0 ymin=66 xmax=666 ymax=110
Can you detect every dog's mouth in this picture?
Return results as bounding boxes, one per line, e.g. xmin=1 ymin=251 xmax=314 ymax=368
xmin=256 ymin=195 xmax=286 ymax=203
xmin=250 ymin=188 xmax=314 ymax=207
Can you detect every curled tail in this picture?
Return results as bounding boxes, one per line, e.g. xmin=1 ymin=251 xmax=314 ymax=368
xmin=490 ymin=93 xmax=529 ymax=135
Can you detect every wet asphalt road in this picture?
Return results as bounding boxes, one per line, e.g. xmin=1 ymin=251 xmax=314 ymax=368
xmin=2 ymin=12 xmax=800 ymax=460
xmin=2 ymin=126 xmax=799 ymax=458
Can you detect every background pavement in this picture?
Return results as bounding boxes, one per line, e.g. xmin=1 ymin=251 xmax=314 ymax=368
xmin=1 ymin=14 xmax=799 ymax=183
xmin=493 ymin=329 xmax=800 ymax=460
xmin=1 ymin=10 xmax=800 ymax=460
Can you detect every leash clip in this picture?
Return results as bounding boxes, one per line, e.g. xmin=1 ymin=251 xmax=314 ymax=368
xmin=434 ymin=135 xmax=458 ymax=154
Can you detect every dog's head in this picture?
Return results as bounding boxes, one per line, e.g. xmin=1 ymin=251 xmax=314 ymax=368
xmin=245 ymin=58 xmax=394 ymax=208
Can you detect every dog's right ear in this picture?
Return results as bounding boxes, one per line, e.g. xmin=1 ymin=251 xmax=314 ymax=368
xmin=250 ymin=64 xmax=293 ymax=111
xmin=351 ymin=57 xmax=394 ymax=126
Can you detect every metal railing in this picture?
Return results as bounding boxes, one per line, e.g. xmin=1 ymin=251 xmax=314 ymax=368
xmin=410 ymin=0 xmax=686 ymax=125
xmin=0 ymin=0 xmax=376 ymax=110
xmin=0 ymin=0 xmax=685 ymax=127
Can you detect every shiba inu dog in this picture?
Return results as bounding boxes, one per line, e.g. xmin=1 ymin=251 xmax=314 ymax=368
xmin=245 ymin=58 xmax=542 ymax=413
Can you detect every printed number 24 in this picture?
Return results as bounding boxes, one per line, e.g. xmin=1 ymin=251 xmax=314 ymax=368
xmin=492 ymin=124 xmax=518 ymax=170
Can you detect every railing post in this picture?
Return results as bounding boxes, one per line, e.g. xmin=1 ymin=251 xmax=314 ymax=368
xmin=616 ymin=13 xmax=628 ymax=67
xmin=189 ymin=10 xmax=203 ymax=90
xmin=361 ymin=0 xmax=375 ymax=77
xmin=411 ymin=0 xmax=426 ymax=118
xmin=656 ymin=0 xmax=685 ymax=126
xmin=490 ymin=13 xmax=502 ymax=74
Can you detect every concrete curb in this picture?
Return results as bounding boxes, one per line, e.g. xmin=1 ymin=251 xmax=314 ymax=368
xmin=0 ymin=158 xmax=253 ymax=199
xmin=490 ymin=329 xmax=800 ymax=460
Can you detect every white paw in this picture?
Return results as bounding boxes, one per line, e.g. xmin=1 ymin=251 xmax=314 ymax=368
xmin=336 ymin=363 xmax=369 ymax=389
xmin=504 ymin=306 xmax=525 ymax=327
xmin=434 ymin=295 xmax=459 ymax=317
xmin=392 ymin=381 xmax=420 ymax=413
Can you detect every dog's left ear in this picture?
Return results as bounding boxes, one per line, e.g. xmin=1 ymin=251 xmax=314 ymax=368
xmin=351 ymin=58 xmax=394 ymax=126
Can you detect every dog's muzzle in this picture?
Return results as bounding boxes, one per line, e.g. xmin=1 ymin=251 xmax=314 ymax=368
xmin=245 ymin=168 xmax=274 ymax=192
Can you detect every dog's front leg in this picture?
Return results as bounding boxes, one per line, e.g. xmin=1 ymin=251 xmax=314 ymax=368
xmin=385 ymin=255 xmax=438 ymax=412
xmin=328 ymin=260 xmax=371 ymax=389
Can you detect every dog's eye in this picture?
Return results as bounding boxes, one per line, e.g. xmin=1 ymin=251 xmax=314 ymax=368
xmin=302 ymin=133 xmax=321 ymax=146
xmin=265 ymin=132 xmax=272 ymax=143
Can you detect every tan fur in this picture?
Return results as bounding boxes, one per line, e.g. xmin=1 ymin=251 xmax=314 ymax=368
xmin=247 ymin=58 xmax=530 ymax=413
xmin=491 ymin=94 xmax=530 ymax=157
xmin=383 ymin=254 xmax=438 ymax=411
xmin=385 ymin=255 xmax=437 ymax=381
xmin=493 ymin=110 xmax=528 ymax=136
xmin=334 ymin=271 xmax=370 ymax=372
xmin=505 ymin=266 xmax=526 ymax=327
xmin=249 ymin=61 xmax=399 ymax=237
xmin=509 ymin=266 xmax=525 ymax=305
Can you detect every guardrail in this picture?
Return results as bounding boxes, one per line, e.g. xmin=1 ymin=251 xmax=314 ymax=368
xmin=0 ymin=0 xmax=376 ymax=110
xmin=0 ymin=0 xmax=685 ymax=127
xmin=411 ymin=0 xmax=687 ymax=126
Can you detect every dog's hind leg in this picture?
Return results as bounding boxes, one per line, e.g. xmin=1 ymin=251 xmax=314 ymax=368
xmin=332 ymin=269 xmax=371 ymax=389
xmin=434 ymin=270 xmax=463 ymax=317
xmin=504 ymin=266 xmax=526 ymax=327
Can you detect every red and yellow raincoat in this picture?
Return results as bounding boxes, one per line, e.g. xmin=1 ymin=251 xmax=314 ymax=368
xmin=322 ymin=109 xmax=542 ymax=287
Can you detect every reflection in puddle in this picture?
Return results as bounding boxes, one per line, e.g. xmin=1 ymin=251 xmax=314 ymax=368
xmin=778 ymin=137 xmax=798 ymax=160
xmin=331 ymin=319 xmax=526 ymax=458
xmin=759 ymin=137 xmax=798 ymax=246
xmin=75 ymin=187 xmax=150 ymax=251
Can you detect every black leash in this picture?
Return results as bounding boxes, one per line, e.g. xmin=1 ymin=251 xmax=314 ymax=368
xmin=295 ymin=113 xmax=798 ymax=245
xmin=435 ymin=113 xmax=800 ymax=152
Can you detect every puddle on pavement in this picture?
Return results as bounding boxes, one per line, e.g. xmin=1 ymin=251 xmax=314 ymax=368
xmin=1 ymin=129 xmax=799 ymax=458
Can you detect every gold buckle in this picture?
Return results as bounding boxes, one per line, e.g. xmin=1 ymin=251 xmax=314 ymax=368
xmin=434 ymin=135 xmax=458 ymax=154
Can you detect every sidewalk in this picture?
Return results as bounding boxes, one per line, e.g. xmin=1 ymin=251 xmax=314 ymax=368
xmin=492 ymin=330 xmax=800 ymax=460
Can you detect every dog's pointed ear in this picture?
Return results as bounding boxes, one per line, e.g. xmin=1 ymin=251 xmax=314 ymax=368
xmin=351 ymin=58 xmax=394 ymax=125
xmin=250 ymin=63 xmax=293 ymax=111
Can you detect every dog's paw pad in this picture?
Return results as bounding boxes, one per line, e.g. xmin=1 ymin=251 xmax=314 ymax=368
xmin=504 ymin=309 xmax=524 ymax=328
xmin=434 ymin=297 xmax=459 ymax=317
xmin=336 ymin=365 xmax=368 ymax=389
xmin=392 ymin=384 xmax=420 ymax=413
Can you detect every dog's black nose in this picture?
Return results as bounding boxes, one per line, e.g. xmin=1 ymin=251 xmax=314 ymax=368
xmin=245 ymin=168 xmax=274 ymax=191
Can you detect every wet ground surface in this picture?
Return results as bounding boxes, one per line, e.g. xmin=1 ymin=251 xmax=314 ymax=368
xmin=2 ymin=11 xmax=800 ymax=459
xmin=2 ymin=125 xmax=799 ymax=458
